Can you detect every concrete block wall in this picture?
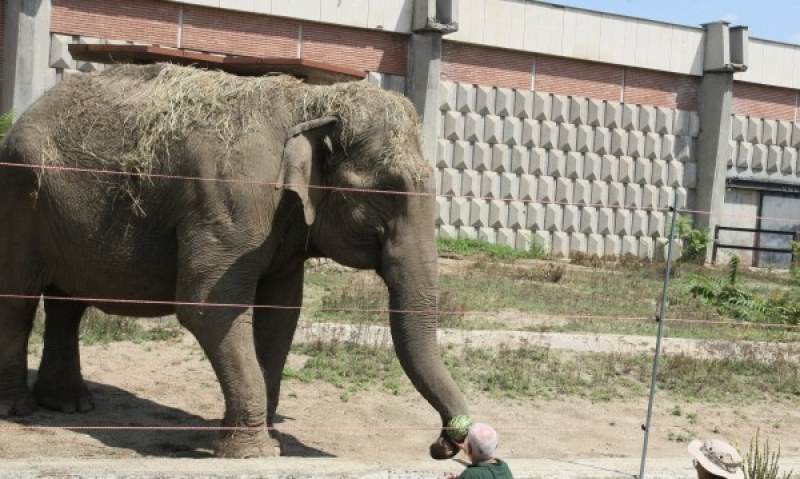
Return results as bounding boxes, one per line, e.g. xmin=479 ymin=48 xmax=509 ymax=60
xmin=727 ymin=114 xmax=800 ymax=185
xmin=435 ymin=81 xmax=700 ymax=258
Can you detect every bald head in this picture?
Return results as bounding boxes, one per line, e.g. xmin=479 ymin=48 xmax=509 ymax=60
xmin=465 ymin=422 xmax=499 ymax=462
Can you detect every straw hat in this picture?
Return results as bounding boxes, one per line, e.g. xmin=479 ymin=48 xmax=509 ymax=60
xmin=688 ymin=439 xmax=745 ymax=479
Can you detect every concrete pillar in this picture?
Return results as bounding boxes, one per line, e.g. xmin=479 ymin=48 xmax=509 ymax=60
xmin=408 ymin=0 xmax=458 ymax=165
xmin=3 ymin=0 xmax=52 ymax=114
xmin=693 ymin=21 xmax=748 ymax=261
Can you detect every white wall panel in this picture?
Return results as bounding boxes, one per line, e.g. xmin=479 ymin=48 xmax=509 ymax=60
xmin=271 ymin=0 xmax=291 ymax=17
xmin=379 ymin=0 xmax=412 ymax=32
xmin=739 ymin=40 xmax=765 ymax=85
xmin=524 ymin=2 xmax=563 ymax=56
xmin=564 ymin=10 xmax=602 ymax=60
xmin=484 ymin=0 xmax=525 ymax=50
xmin=449 ymin=0 xmax=485 ymax=44
xmin=289 ymin=0 xmax=321 ymax=21
xmin=669 ymin=27 xmax=703 ymax=75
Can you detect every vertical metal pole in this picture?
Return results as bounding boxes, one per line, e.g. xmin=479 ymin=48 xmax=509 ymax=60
xmin=638 ymin=194 xmax=680 ymax=479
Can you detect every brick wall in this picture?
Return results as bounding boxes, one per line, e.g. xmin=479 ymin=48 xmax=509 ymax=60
xmin=303 ymin=22 xmax=407 ymax=76
xmin=624 ymin=68 xmax=699 ymax=111
xmin=182 ymin=6 xmax=299 ymax=58
xmin=51 ymin=0 xmax=180 ymax=46
xmin=535 ymin=55 xmax=622 ymax=103
xmin=442 ymin=41 xmax=533 ymax=90
xmin=732 ymin=81 xmax=798 ymax=122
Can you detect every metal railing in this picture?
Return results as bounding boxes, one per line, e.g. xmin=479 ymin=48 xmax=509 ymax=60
xmin=711 ymin=225 xmax=799 ymax=264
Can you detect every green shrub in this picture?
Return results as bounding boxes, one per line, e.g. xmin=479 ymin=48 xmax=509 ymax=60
xmin=744 ymin=430 xmax=794 ymax=479
xmin=437 ymin=236 xmax=548 ymax=260
xmin=675 ymin=214 xmax=710 ymax=262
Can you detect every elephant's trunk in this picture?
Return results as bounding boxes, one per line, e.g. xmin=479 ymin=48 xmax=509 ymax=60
xmin=380 ymin=213 xmax=469 ymax=459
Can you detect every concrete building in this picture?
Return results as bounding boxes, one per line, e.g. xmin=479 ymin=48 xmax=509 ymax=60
xmin=2 ymin=0 xmax=799 ymax=265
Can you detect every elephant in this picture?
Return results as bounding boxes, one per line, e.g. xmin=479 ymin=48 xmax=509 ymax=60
xmin=0 ymin=63 xmax=468 ymax=458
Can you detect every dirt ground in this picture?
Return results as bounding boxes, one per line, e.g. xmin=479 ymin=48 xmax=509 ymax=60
xmin=1 ymin=333 xmax=798 ymax=466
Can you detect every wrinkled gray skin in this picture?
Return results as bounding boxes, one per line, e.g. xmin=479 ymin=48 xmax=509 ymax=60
xmin=0 ymin=65 xmax=468 ymax=458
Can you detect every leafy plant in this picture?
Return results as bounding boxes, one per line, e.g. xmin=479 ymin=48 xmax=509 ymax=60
xmin=744 ymin=430 xmax=794 ymax=479
xmin=437 ymin=236 xmax=548 ymax=260
xmin=791 ymin=241 xmax=800 ymax=286
xmin=674 ymin=214 xmax=710 ymax=263
xmin=0 ymin=110 xmax=14 ymax=140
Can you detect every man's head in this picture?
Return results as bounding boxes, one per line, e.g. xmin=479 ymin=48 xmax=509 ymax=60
xmin=688 ymin=439 xmax=744 ymax=479
xmin=464 ymin=422 xmax=499 ymax=463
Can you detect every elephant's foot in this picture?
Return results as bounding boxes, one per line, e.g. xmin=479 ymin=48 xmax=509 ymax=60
xmin=33 ymin=379 xmax=94 ymax=413
xmin=0 ymin=388 xmax=37 ymax=416
xmin=214 ymin=430 xmax=278 ymax=458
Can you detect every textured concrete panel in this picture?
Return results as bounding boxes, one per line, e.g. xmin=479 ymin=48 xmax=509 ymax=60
xmin=566 ymin=152 xmax=583 ymax=180
xmin=634 ymin=157 xmax=651 ymax=185
xmin=519 ymin=174 xmax=537 ymax=201
xmin=747 ymin=117 xmax=763 ymax=144
xmin=476 ymin=86 xmax=496 ymax=115
xmin=638 ymin=105 xmax=656 ymax=133
xmin=762 ymin=120 xmax=777 ymax=145
xmin=534 ymin=230 xmax=552 ymax=250
xmin=491 ymin=144 xmax=511 ymax=172
xmin=605 ymin=102 xmax=622 ymax=129
xmin=675 ymin=136 xmax=694 ymax=162
xmin=508 ymin=201 xmax=526 ymax=229
xmin=658 ymin=187 xmax=674 ymax=209
xmin=597 ymin=208 xmax=614 ymax=235
xmin=618 ymin=156 xmax=634 ymax=183
xmin=443 ymin=111 xmax=464 ymax=141
xmin=480 ymin=171 xmax=499 ymax=198
xmin=551 ymin=232 xmax=570 ymax=257
xmin=673 ymin=110 xmax=692 ymax=136
xmin=753 ymin=145 xmax=771 ymax=172
xmin=514 ymin=90 xmax=534 ymax=119
xmin=655 ymin=107 xmax=673 ymax=135
xmin=514 ymin=229 xmax=534 ymax=251
xmin=792 ymin=122 xmax=800 ymax=149
xmin=540 ymin=121 xmax=559 ymax=149
xmin=489 ymin=199 xmax=508 ymax=228
xmin=601 ymin=155 xmax=619 ymax=182
xmin=440 ymin=168 xmax=460 ymax=196
xmin=464 ymin=113 xmax=483 ymax=142
xmin=495 ymin=88 xmax=514 ymax=117
xmin=526 ymin=203 xmax=546 ymax=230
xmin=648 ymin=211 xmax=665 ymax=237
xmin=50 ymin=34 xmax=75 ymax=69
xmin=782 ymin=148 xmax=797 ymax=174
xmin=604 ymin=235 xmax=622 ymax=257
xmin=651 ymin=159 xmax=667 ymax=187
xmin=587 ymin=99 xmax=605 ymax=127
xmin=570 ymin=233 xmax=587 ymax=254
xmin=576 ymin=125 xmax=594 ymax=152
xmin=581 ymin=207 xmax=598 ymax=234
xmin=776 ymin=120 xmax=792 ymax=147
xmin=625 ymin=183 xmax=641 ymax=208
xmin=456 ymin=83 xmax=476 ymax=113
xmin=727 ymin=140 xmax=737 ymax=168
xmin=473 ymin=142 xmax=492 ymax=172
xmin=477 ymin=227 xmax=496 ymax=244
xmin=675 ymin=187 xmax=688 ymax=209
xmin=537 ymin=176 xmax=555 ymax=203
xmin=608 ymin=182 xmax=624 ymax=207
xmin=587 ymin=233 xmax=604 ymax=256
xmin=644 ymin=133 xmax=661 ymax=160
xmin=458 ymin=226 xmax=477 ymax=239
xmin=484 ymin=115 xmax=503 ymax=144
xmin=615 ymin=210 xmax=631 ymax=236
xmin=731 ymin=115 xmax=747 ymax=141
xmin=638 ymin=237 xmax=654 ymax=259
xmin=496 ymin=227 xmax=515 ymax=247
xmin=436 ymin=139 xmax=452 ymax=169
xmin=621 ymin=104 xmax=638 ymax=131
xmin=511 ymin=146 xmax=530 ymax=174
xmin=683 ymin=162 xmax=697 ymax=189
xmin=660 ymin=135 xmax=676 ymax=161
xmin=562 ymin=205 xmax=580 ymax=233
xmin=499 ymin=172 xmax=518 ymax=199
xmin=533 ymin=92 xmax=552 ymax=121
xmin=555 ymin=177 xmax=573 ymax=204
xmin=594 ymin=127 xmax=611 ymax=154
xmin=765 ymin=145 xmax=779 ymax=173
xmin=642 ymin=185 xmax=659 ymax=209
xmin=522 ymin=119 xmax=540 ymax=147
xmin=668 ymin=161 xmax=684 ymax=187
xmin=548 ymin=150 xmax=566 ymax=178
xmin=469 ymin=199 xmax=489 ymax=227
xmin=627 ymin=131 xmax=643 ymax=157
xmin=631 ymin=210 xmax=648 ymax=236
xmin=453 ymin=141 xmax=472 ymax=170
xmin=611 ymin=129 xmax=628 ymax=156
xmin=545 ymin=204 xmax=563 ymax=231
xmin=583 ymin=153 xmax=601 ymax=181
xmin=439 ymin=81 xmax=457 ymax=111
xmin=530 ymin=148 xmax=548 ymax=176
xmin=591 ymin=181 xmax=608 ymax=207
xmin=461 ymin=170 xmax=481 ymax=198
xmin=558 ymin=124 xmax=577 ymax=151
xmin=450 ymin=197 xmax=470 ymax=227
xmin=438 ymin=225 xmax=458 ymax=239
xmin=436 ymin=196 xmax=450 ymax=225
xmin=621 ymin=235 xmax=638 ymax=256
xmin=688 ymin=112 xmax=700 ymax=138
xmin=503 ymin=117 xmax=522 ymax=145
xmin=551 ymin=95 xmax=569 ymax=123
xmin=569 ymin=96 xmax=588 ymax=125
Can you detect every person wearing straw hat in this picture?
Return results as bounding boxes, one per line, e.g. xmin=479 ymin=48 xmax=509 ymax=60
xmin=445 ymin=422 xmax=514 ymax=479
xmin=688 ymin=439 xmax=745 ymax=479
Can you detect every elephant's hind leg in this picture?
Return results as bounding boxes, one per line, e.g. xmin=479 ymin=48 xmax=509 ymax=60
xmin=33 ymin=288 xmax=93 ymax=413
xmin=0 ymin=297 xmax=38 ymax=416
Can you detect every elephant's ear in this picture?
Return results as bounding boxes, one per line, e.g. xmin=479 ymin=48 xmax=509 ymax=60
xmin=276 ymin=116 xmax=338 ymax=225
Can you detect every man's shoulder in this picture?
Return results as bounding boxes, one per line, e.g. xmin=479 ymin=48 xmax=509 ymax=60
xmin=459 ymin=459 xmax=514 ymax=478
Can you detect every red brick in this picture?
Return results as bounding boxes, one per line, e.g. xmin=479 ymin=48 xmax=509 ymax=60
xmin=732 ymin=81 xmax=797 ymax=121
xmin=442 ymin=41 xmax=532 ymax=90
xmin=624 ymin=68 xmax=699 ymax=111
xmin=535 ymin=55 xmax=622 ymax=102
xmin=51 ymin=0 xmax=179 ymax=46
xmin=302 ymin=22 xmax=407 ymax=75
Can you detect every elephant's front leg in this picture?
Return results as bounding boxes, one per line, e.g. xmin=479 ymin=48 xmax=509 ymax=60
xmin=253 ymin=261 xmax=304 ymax=454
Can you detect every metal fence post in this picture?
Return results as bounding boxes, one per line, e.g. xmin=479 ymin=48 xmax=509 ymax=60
xmin=638 ymin=194 xmax=680 ymax=479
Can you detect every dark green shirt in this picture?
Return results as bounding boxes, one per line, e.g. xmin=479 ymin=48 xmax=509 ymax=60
xmin=458 ymin=459 xmax=514 ymax=479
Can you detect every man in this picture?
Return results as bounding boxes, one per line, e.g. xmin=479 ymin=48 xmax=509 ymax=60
xmin=688 ymin=439 xmax=745 ymax=479
xmin=446 ymin=422 xmax=514 ymax=479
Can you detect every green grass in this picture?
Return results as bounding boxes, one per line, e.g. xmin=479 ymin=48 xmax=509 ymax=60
xmin=437 ymin=236 xmax=548 ymax=260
